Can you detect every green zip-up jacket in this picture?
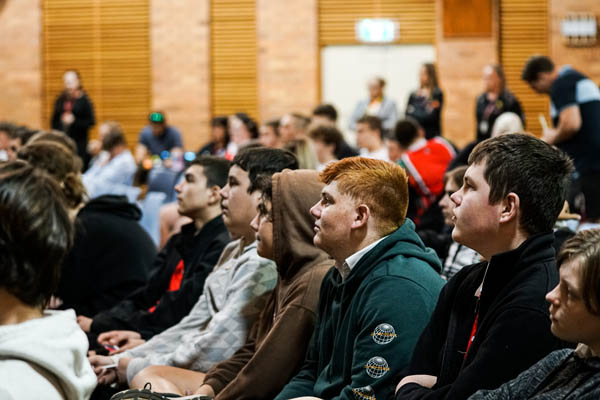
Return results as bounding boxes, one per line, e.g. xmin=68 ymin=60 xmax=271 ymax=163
xmin=275 ymin=219 xmax=445 ymax=400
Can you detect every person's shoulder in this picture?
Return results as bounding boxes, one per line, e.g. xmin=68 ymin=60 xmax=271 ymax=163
xmin=139 ymin=125 xmax=152 ymax=138
xmin=0 ymin=360 xmax=64 ymax=399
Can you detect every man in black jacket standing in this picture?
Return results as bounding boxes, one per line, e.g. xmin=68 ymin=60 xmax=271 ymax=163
xmin=78 ymin=156 xmax=231 ymax=349
xmin=395 ymin=134 xmax=574 ymax=400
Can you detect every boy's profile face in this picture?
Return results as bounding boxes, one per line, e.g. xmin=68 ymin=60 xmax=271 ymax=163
xmin=219 ymin=165 xmax=261 ymax=240
xmin=450 ymin=162 xmax=503 ymax=256
xmin=250 ymin=198 xmax=274 ymax=260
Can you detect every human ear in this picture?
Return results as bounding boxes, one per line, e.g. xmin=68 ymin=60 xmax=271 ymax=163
xmin=208 ymin=185 xmax=221 ymax=205
xmin=351 ymin=204 xmax=370 ymax=229
xmin=499 ymin=192 xmax=519 ymax=224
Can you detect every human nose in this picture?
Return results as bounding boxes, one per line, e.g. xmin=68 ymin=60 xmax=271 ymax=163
xmin=250 ymin=213 xmax=259 ymax=232
xmin=310 ymin=201 xmax=321 ymax=218
xmin=546 ymin=283 xmax=560 ymax=305
xmin=450 ymin=188 xmax=462 ymax=206
xmin=219 ymin=184 xmax=229 ymax=200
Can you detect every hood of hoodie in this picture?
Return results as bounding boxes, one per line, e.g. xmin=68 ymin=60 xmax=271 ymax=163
xmin=81 ymin=194 xmax=142 ymax=220
xmin=0 ymin=309 xmax=97 ymax=398
xmin=338 ymin=218 xmax=442 ymax=287
xmin=271 ymin=169 xmax=330 ymax=281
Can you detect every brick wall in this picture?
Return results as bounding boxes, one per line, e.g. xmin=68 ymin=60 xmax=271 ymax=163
xmin=0 ymin=0 xmax=42 ymax=128
xmin=151 ymin=0 xmax=211 ymax=151
xmin=257 ymin=0 xmax=319 ymax=121
xmin=551 ymin=0 xmax=600 ymax=84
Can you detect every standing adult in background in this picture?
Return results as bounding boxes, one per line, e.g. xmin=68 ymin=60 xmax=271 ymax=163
xmin=406 ymin=63 xmax=444 ymax=139
xmin=522 ymin=55 xmax=600 ymax=226
xmin=475 ymin=65 xmax=524 ymax=142
xmin=312 ymin=103 xmax=358 ymax=159
xmin=349 ymin=76 xmax=398 ymax=131
xmin=51 ymin=69 xmax=95 ymax=169
xmin=197 ymin=116 xmax=229 ymax=158
xmin=136 ymin=111 xmax=183 ymax=163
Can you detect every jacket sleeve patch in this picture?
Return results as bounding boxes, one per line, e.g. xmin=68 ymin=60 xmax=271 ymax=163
xmin=364 ymin=356 xmax=390 ymax=378
xmin=371 ymin=323 xmax=397 ymax=345
xmin=352 ymin=385 xmax=376 ymax=400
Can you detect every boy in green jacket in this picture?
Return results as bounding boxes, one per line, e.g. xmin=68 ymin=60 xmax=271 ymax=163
xmin=275 ymin=157 xmax=445 ymax=400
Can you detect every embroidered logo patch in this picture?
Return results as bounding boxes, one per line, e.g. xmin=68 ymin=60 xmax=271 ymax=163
xmin=364 ymin=356 xmax=390 ymax=379
xmin=371 ymin=323 xmax=397 ymax=345
xmin=352 ymin=385 xmax=376 ymax=400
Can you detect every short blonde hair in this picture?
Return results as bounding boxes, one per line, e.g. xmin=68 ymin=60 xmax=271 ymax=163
xmin=320 ymin=157 xmax=408 ymax=235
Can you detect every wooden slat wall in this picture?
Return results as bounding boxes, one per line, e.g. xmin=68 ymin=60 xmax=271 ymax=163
xmin=319 ymin=0 xmax=435 ymax=45
xmin=210 ymin=0 xmax=258 ymax=119
xmin=500 ymin=0 xmax=549 ymax=136
xmin=42 ymin=0 xmax=151 ymax=147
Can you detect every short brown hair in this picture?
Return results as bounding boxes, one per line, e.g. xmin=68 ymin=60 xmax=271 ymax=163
xmin=557 ymin=229 xmax=600 ymax=314
xmin=357 ymin=115 xmax=383 ymax=136
xmin=17 ymin=141 xmax=87 ymax=208
xmin=468 ymin=134 xmax=573 ymax=236
xmin=101 ymin=121 xmax=127 ymax=151
xmin=309 ymin=125 xmax=343 ymax=152
xmin=320 ymin=157 xmax=408 ymax=235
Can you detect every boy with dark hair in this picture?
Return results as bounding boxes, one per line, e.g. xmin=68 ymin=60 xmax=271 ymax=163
xmin=522 ymin=55 xmax=600 ymax=225
xmin=90 ymin=148 xmax=298 ymax=390
xmin=395 ymin=134 xmax=574 ymax=399
xmin=388 ymin=118 xmax=455 ymax=224
xmin=356 ymin=115 xmax=389 ymax=161
xmin=309 ymin=125 xmax=344 ymax=171
xmin=79 ymin=156 xmax=232 ymax=347
xmin=312 ymin=104 xmax=338 ymax=124
xmin=0 ymin=161 xmax=96 ymax=398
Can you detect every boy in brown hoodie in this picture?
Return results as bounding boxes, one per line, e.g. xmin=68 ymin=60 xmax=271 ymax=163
xmin=133 ymin=169 xmax=332 ymax=398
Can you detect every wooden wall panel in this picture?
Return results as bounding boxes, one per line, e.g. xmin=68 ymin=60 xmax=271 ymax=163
xmin=42 ymin=0 xmax=151 ymax=147
xmin=210 ymin=0 xmax=258 ymax=119
xmin=319 ymin=0 xmax=435 ymax=45
xmin=500 ymin=0 xmax=549 ymax=136
xmin=443 ymin=0 xmax=492 ymax=37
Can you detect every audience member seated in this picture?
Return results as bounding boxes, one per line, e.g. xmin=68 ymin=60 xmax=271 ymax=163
xmin=0 ymin=161 xmax=96 ymax=399
xmin=406 ymin=63 xmax=443 ymax=139
xmin=51 ymin=69 xmax=96 ymax=169
xmin=470 ymin=229 xmax=600 ymax=399
xmin=129 ymin=169 xmax=332 ymax=399
xmin=225 ymin=113 xmax=259 ymax=160
xmin=79 ymin=156 xmax=232 ymax=346
xmin=275 ymin=157 xmax=444 ymax=400
xmin=356 ymin=115 xmax=390 ymax=161
xmin=83 ymin=121 xmax=137 ymax=198
xmin=197 ymin=116 xmax=229 ymax=157
xmin=395 ymin=134 xmax=573 ymax=399
xmin=259 ymin=118 xmax=283 ymax=149
xmin=349 ymin=76 xmax=398 ymax=131
xmin=18 ymin=142 xmax=156 ymax=318
xmin=279 ymin=113 xmax=311 ymax=145
xmin=309 ymin=124 xmax=343 ymax=171
xmin=389 ymin=118 xmax=455 ymax=224
xmin=475 ymin=64 xmax=525 ymax=142
xmin=438 ymin=166 xmax=480 ymax=280
xmin=135 ymin=111 xmax=183 ymax=163
xmin=522 ymin=55 xmax=600 ymax=226
xmin=89 ymin=148 xmax=297 ymax=391
xmin=312 ymin=103 xmax=358 ymax=159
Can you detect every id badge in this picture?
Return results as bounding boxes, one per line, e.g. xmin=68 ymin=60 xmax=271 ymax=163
xmin=479 ymin=120 xmax=489 ymax=134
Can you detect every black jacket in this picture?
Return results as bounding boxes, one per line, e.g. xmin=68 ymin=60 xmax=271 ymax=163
xmin=90 ymin=216 xmax=231 ymax=340
xmin=58 ymin=195 xmax=156 ymax=317
xmin=395 ymin=233 xmax=565 ymax=400
xmin=475 ymin=90 xmax=524 ymax=142
xmin=406 ymin=88 xmax=443 ymax=139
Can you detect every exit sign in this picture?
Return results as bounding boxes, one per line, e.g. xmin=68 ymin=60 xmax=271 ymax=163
xmin=356 ymin=19 xmax=398 ymax=43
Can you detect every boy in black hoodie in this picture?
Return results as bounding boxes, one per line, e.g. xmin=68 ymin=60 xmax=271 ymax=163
xmin=395 ymin=134 xmax=574 ymax=399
